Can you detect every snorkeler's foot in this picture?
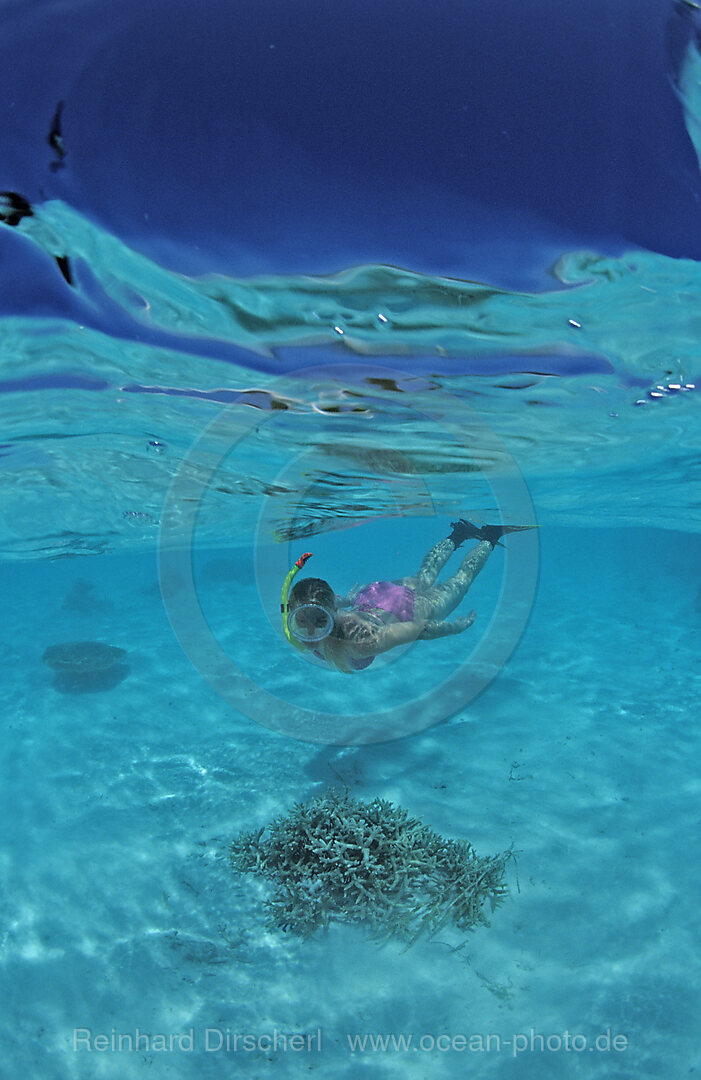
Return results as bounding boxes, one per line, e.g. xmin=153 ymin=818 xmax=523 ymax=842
xmin=448 ymin=519 xmax=537 ymax=549
xmin=447 ymin=519 xmax=476 ymax=549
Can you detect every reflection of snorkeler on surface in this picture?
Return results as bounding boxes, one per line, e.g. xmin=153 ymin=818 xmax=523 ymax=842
xmin=281 ymin=520 xmax=536 ymax=674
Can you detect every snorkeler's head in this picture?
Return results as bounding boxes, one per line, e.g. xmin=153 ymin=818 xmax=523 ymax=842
xmin=287 ymin=577 xmax=336 ymax=644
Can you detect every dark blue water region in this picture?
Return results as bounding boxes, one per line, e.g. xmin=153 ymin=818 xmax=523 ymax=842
xmin=0 ymin=0 xmax=698 ymax=285
xmin=0 ymin=342 xmax=621 ymax=406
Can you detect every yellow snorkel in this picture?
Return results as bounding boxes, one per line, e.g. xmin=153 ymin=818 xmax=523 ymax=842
xmin=281 ymin=552 xmax=313 ymax=647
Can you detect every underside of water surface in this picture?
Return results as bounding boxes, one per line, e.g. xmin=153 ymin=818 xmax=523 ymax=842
xmin=0 ymin=195 xmax=699 ymax=558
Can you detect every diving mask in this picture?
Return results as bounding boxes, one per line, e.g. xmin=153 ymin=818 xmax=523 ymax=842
xmin=287 ymin=602 xmax=335 ymax=643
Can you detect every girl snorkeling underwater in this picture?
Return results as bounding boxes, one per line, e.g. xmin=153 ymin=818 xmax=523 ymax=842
xmin=281 ymin=519 xmax=535 ymax=674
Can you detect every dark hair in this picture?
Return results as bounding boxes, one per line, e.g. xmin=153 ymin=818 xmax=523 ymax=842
xmin=288 ymin=577 xmax=336 ymax=613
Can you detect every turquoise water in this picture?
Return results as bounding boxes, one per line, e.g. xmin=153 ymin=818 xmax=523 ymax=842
xmin=2 ymin=206 xmax=700 ymax=1075
xmin=2 ymin=2 xmax=701 ymax=1077
xmin=2 ymin=527 xmax=699 ymax=1077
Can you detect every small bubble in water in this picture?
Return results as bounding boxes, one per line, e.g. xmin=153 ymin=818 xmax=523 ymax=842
xmin=123 ymin=510 xmax=155 ymax=523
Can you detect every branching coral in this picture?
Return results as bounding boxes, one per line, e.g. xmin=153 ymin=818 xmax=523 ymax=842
xmin=229 ymin=790 xmax=514 ymax=943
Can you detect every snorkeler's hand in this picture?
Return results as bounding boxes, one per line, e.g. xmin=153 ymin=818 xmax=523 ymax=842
xmin=335 ymin=584 xmax=361 ymax=607
xmin=418 ymin=611 xmax=476 ymax=639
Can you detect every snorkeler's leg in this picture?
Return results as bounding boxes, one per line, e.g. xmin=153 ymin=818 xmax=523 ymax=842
xmin=413 ymin=540 xmax=493 ymax=621
xmin=397 ymin=537 xmax=455 ymax=591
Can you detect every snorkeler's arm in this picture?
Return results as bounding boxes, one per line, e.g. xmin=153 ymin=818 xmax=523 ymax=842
xmin=417 ymin=612 xmax=476 ymax=639
xmin=361 ymin=620 xmax=428 ymax=654
xmin=353 ymin=613 xmax=476 ymax=657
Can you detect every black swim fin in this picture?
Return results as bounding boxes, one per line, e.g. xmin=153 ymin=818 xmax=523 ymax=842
xmin=448 ymin=518 xmax=537 ymax=549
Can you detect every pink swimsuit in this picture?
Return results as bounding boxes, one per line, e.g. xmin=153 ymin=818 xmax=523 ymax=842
xmin=315 ymin=582 xmax=415 ymax=671
xmin=349 ymin=581 xmax=415 ymax=670
xmin=352 ymin=581 xmax=415 ymax=622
